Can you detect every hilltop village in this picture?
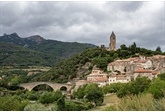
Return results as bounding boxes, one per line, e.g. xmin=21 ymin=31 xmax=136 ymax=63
xmin=74 ymin=32 xmax=165 ymax=88
xmin=86 ymin=54 xmax=165 ymax=87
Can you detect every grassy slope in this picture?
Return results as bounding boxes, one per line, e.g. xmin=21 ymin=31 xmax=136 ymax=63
xmin=89 ymin=94 xmax=120 ymax=111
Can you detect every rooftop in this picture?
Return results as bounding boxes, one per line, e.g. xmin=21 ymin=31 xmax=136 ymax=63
xmin=134 ymin=69 xmax=152 ymax=73
xmin=95 ymin=77 xmax=108 ymax=82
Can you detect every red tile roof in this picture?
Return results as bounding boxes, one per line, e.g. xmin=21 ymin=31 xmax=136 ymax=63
xmin=134 ymin=69 xmax=152 ymax=73
xmin=95 ymin=77 xmax=108 ymax=82
xmin=152 ymin=71 xmax=159 ymax=75
xmin=88 ymin=80 xmax=94 ymax=83
xmin=139 ymin=60 xmax=147 ymax=63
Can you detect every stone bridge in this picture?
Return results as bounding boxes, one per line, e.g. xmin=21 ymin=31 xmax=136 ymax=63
xmin=19 ymin=82 xmax=73 ymax=92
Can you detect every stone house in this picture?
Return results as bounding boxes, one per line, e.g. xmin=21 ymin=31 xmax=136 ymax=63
xmin=107 ymin=59 xmax=130 ymax=73
xmin=73 ymin=80 xmax=88 ymax=92
xmin=108 ymin=74 xmax=131 ymax=84
xmin=158 ymin=67 xmax=165 ymax=74
xmin=152 ymin=55 xmax=162 ymax=68
xmin=159 ymin=56 xmax=165 ymax=67
xmin=133 ymin=68 xmax=158 ymax=80
xmin=88 ymin=77 xmax=108 ymax=87
xmin=87 ymin=69 xmax=108 ymax=87
xmin=139 ymin=59 xmax=153 ymax=69
xmin=87 ymin=69 xmax=107 ymax=81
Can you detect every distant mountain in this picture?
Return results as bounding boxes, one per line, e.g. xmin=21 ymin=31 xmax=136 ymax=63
xmin=0 ymin=42 xmax=57 ymax=67
xmin=0 ymin=33 xmax=96 ymax=67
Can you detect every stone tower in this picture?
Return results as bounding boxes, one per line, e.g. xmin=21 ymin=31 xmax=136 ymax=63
xmin=109 ymin=31 xmax=116 ymax=50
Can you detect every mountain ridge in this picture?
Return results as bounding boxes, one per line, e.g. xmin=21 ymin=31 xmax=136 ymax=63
xmin=0 ymin=33 xmax=96 ymax=67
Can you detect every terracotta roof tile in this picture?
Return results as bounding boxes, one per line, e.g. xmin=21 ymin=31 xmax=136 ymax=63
xmin=152 ymin=71 xmax=159 ymax=75
xmin=139 ymin=60 xmax=147 ymax=63
xmin=95 ymin=77 xmax=108 ymax=82
xmin=134 ymin=69 xmax=152 ymax=73
xmin=88 ymin=80 xmax=94 ymax=83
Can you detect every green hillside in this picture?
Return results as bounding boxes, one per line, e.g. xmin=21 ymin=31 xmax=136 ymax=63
xmin=0 ymin=33 xmax=96 ymax=67
xmin=29 ymin=43 xmax=165 ymax=83
xmin=0 ymin=43 xmax=57 ymax=67
xmin=28 ymin=40 xmax=96 ymax=59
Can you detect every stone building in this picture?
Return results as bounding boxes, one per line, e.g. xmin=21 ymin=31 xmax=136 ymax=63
xmin=107 ymin=59 xmax=132 ymax=73
xmin=109 ymin=31 xmax=116 ymax=51
xmin=108 ymin=74 xmax=131 ymax=84
xmin=87 ymin=68 xmax=108 ymax=87
xmin=101 ymin=31 xmax=116 ymax=51
xmin=133 ymin=68 xmax=158 ymax=80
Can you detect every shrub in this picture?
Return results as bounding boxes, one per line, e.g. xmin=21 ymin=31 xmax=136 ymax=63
xmin=24 ymin=103 xmax=58 ymax=111
xmin=73 ymin=84 xmax=87 ymax=99
xmin=148 ymin=78 xmax=165 ymax=99
xmin=85 ymin=84 xmax=104 ymax=106
xmin=57 ymin=95 xmax=65 ymax=111
xmin=39 ymin=91 xmax=63 ymax=104
xmin=52 ymin=90 xmax=63 ymax=101
xmin=116 ymin=84 xmax=129 ymax=98
xmin=104 ymin=105 xmax=117 ymax=111
xmin=39 ymin=92 xmax=54 ymax=104
xmin=129 ymin=77 xmax=151 ymax=95
xmin=117 ymin=93 xmax=165 ymax=111
xmin=25 ymin=91 xmax=40 ymax=100
xmin=0 ymin=96 xmax=29 ymax=111
xmin=158 ymin=73 xmax=165 ymax=80
xmin=65 ymin=100 xmax=91 ymax=111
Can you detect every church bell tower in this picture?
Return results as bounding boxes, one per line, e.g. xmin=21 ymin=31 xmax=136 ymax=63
xmin=109 ymin=31 xmax=116 ymax=51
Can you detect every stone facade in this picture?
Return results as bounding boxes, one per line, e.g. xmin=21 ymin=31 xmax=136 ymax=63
xmin=87 ymin=69 xmax=108 ymax=87
xmin=109 ymin=31 xmax=116 ymax=51
xmin=109 ymin=75 xmax=131 ymax=84
xmin=107 ymin=55 xmax=165 ymax=82
xmin=133 ymin=69 xmax=158 ymax=80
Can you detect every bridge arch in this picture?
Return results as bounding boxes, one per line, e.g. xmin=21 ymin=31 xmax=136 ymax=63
xmin=19 ymin=82 xmax=73 ymax=92
xmin=60 ymin=86 xmax=67 ymax=91
xmin=31 ymin=84 xmax=54 ymax=91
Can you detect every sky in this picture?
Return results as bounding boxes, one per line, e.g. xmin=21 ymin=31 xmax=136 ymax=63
xmin=0 ymin=1 xmax=165 ymax=51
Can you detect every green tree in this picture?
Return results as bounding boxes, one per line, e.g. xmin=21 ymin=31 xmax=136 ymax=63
xmin=120 ymin=50 xmax=130 ymax=59
xmin=129 ymin=77 xmax=151 ymax=95
xmin=148 ymin=78 xmax=165 ymax=99
xmin=158 ymin=73 xmax=165 ymax=80
xmin=85 ymin=84 xmax=104 ymax=106
xmin=113 ymin=53 xmax=118 ymax=59
xmin=130 ymin=42 xmax=137 ymax=54
xmin=39 ymin=92 xmax=54 ymax=104
xmin=0 ymin=96 xmax=28 ymax=111
xmin=57 ymin=95 xmax=65 ymax=111
xmin=116 ymin=83 xmax=129 ymax=98
xmin=0 ymin=78 xmax=8 ymax=88
xmin=74 ymin=84 xmax=87 ymax=99
xmin=10 ymin=76 xmax=19 ymax=86
xmin=120 ymin=44 xmax=127 ymax=50
xmin=39 ymin=91 xmax=63 ymax=104
xmin=155 ymin=46 xmax=162 ymax=53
